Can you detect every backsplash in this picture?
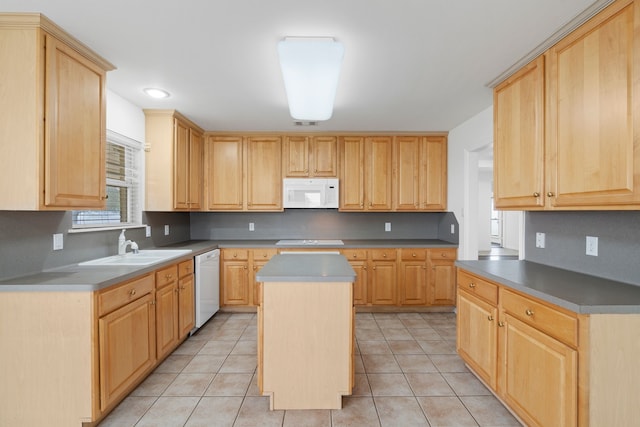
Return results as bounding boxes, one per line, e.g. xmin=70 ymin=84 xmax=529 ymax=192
xmin=0 ymin=211 xmax=190 ymax=281
xmin=190 ymin=210 xmax=459 ymax=242
xmin=525 ymin=211 xmax=640 ymax=286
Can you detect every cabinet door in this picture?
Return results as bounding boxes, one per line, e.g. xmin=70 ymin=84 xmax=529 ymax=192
xmin=349 ymin=260 xmax=368 ymax=305
xmin=339 ymin=137 xmax=365 ymax=210
xmin=501 ymin=314 xmax=577 ymax=427
xmin=422 ymin=136 xmax=447 ymax=210
xmin=493 ymin=56 xmax=545 ymax=209
xmin=394 ymin=136 xmax=421 ymax=211
xmin=178 ymin=275 xmax=195 ymax=339
xmin=174 ymin=119 xmax=190 ymax=209
xmin=428 ymin=258 xmax=456 ymax=306
xmin=188 ymin=129 xmax=204 ymax=210
xmin=205 ymin=136 xmax=244 ymax=210
xmin=44 ymin=34 xmax=106 ymax=208
xmin=400 ymin=260 xmax=427 ymax=305
xmin=456 ymin=290 xmax=497 ymax=389
xmin=156 ymin=283 xmax=179 ymax=359
xmin=222 ymin=261 xmax=250 ymax=305
xmin=370 ymin=261 xmax=396 ymax=305
xmin=546 ymin=0 xmax=640 ymax=208
xmin=283 ymin=136 xmax=309 ymax=177
xmin=246 ymin=137 xmax=282 ymax=210
xmin=99 ymin=293 xmax=155 ymax=411
xmin=311 ymin=136 xmax=338 ymax=177
xmin=366 ymin=136 xmax=393 ymax=210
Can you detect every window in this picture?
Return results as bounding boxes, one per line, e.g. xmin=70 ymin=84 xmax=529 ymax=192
xmin=72 ymin=130 xmax=143 ymax=228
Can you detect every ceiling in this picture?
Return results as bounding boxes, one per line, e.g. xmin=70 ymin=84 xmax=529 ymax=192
xmin=4 ymin=0 xmax=601 ymax=132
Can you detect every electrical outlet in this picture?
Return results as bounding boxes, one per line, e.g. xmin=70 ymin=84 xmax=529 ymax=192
xmin=249 ymin=222 xmax=255 ymax=231
xmin=450 ymin=224 xmax=455 ymax=234
xmin=164 ymin=225 xmax=170 ymax=236
xmin=52 ymin=233 xmax=63 ymax=251
xmin=535 ymin=232 xmax=545 ymax=248
xmin=145 ymin=225 xmax=151 ymax=237
xmin=385 ymin=222 xmax=391 ymax=232
xmin=586 ymin=236 xmax=598 ymax=256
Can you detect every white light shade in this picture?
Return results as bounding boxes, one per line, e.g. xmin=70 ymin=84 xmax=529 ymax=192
xmin=143 ymin=87 xmax=170 ymax=99
xmin=278 ymin=37 xmax=344 ymax=121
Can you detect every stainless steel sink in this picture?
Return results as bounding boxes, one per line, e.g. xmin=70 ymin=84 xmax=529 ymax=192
xmin=276 ymin=239 xmax=344 ymax=246
xmin=78 ymin=249 xmax=192 ymax=266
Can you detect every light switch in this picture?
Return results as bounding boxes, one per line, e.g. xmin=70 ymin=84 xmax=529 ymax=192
xmin=385 ymin=222 xmax=391 ymax=232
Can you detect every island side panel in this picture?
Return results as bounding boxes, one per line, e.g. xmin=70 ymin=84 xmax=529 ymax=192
xmin=261 ymin=281 xmax=353 ymax=410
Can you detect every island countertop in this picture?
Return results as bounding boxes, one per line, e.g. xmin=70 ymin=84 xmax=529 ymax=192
xmin=256 ymin=253 xmax=356 ymax=282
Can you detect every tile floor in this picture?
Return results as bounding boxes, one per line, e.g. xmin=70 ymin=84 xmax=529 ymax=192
xmin=99 ymin=312 xmax=522 ymax=426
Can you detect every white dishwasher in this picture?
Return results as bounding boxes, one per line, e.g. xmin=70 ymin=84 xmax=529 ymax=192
xmin=194 ymin=249 xmax=220 ymax=328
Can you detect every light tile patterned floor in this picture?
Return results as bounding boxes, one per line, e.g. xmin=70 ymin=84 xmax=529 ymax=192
xmin=99 ymin=312 xmax=522 ymax=426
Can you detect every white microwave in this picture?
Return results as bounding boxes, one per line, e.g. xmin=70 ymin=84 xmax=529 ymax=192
xmin=283 ymin=178 xmax=339 ymax=208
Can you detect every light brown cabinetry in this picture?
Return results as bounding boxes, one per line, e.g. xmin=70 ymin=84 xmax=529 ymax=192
xmin=0 ymin=14 xmax=114 ymax=210
xmin=145 ymin=110 xmax=205 ymax=211
xmin=394 ymin=136 xmax=447 ymax=211
xmin=339 ymin=136 xmax=393 ymax=211
xmin=399 ymin=249 xmax=428 ymax=305
xmin=221 ymin=248 xmax=277 ymax=307
xmin=177 ymin=260 xmax=196 ymax=338
xmin=457 ymin=268 xmax=580 ymax=427
xmin=369 ymin=249 xmax=397 ymax=305
xmin=97 ymin=274 xmax=156 ymax=411
xmin=342 ymin=249 xmax=369 ymax=305
xmin=494 ymin=0 xmax=640 ymax=210
xmin=155 ymin=264 xmax=180 ymax=359
xmin=205 ymin=136 xmax=283 ymax=211
xmin=283 ymin=135 xmax=337 ymax=177
xmin=427 ymin=249 xmax=457 ymax=305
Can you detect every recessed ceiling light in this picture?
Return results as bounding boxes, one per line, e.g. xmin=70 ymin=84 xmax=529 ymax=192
xmin=143 ymin=88 xmax=170 ymax=99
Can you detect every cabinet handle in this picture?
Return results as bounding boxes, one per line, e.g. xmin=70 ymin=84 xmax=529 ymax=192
xmin=525 ymin=309 xmax=534 ymax=316
xmin=547 ymin=192 xmax=554 ymax=197
xmin=383 ymin=253 xmax=387 ymax=258
xmin=498 ymin=321 xmax=505 ymax=327
xmin=165 ymin=274 xmax=173 ymax=280
xmin=150 ymin=300 xmax=156 ymax=305
xmin=129 ymin=289 xmax=136 ymax=296
xmin=441 ymin=252 xmax=446 ymax=257
xmin=101 ymin=194 xmax=109 ymax=200
xmin=412 ymin=253 xmax=416 ymax=257
xmin=180 ymin=285 xmax=186 ymax=290
xmin=488 ymin=315 xmax=494 ymax=321
xmin=233 ymin=253 xmax=237 ymax=258
xmin=373 ymin=266 xmax=376 ymax=270
xmin=244 ymin=266 xmax=248 ymax=270
xmin=352 ymin=254 xmax=357 ymax=258
xmin=468 ymin=283 xmax=476 ymax=288
xmin=533 ymin=192 xmax=540 ymax=197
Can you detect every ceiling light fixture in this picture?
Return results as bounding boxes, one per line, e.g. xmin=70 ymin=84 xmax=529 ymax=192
xmin=143 ymin=87 xmax=170 ymax=99
xmin=278 ymin=37 xmax=344 ymax=121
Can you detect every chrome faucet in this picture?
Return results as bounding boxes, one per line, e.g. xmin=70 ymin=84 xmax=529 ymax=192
xmin=118 ymin=229 xmax=139 ymax=255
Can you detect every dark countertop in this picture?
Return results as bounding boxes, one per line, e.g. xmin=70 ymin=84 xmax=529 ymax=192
xmin=216 ymin=239 xmax=457 ymax=249
xmin=0 ymin=239 xmax=455 ymax=292
xmin=256 ymin=253 xmax=356 ymax=282
xmin=0 ymin=241 xmax=217 ymax=292
xmin=456 ymin=260 xmax=640 ymax=315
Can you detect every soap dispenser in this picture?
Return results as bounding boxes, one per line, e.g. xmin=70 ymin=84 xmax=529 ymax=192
xmin=118 ymin=229 xmax=126 ymax=255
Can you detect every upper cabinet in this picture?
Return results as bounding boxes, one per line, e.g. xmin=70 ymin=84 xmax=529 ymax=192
xmin=340 ymin=134 xmax=448 ymax=212
xmin=282 ymin=135 xmax=337 ymax=177
xmin=394 ymin=136 xmax=447 ymax=211
xmin=494 ymin=0 xmax=640 ymax=210
xmin=144 ymin=110 xmax=205 ymax=211
xmin=205 ymin=135 xmax=283 ymax=211
xmin=0 ymin=14 xmax=114 ymax=210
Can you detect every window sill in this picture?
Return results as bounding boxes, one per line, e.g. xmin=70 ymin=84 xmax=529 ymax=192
xmin=68 ymin=224 xmax=148 ymax=234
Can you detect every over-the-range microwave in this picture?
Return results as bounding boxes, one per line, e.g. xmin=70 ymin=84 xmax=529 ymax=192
xmin=283 ymin=178 xmax=339 ymax=208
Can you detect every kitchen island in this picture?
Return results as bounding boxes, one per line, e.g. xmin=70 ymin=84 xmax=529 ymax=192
xmin=255 ymin=253 xmax=356 ymax=410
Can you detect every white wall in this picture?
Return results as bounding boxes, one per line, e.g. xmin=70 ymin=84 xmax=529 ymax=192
xmin=447 ymin=105 xmax=493 ymax=260
xmin=477 ymin=169 xmax=492 ymax=252
xmin=502 ymin=210 xmax=522 ymax=251
xmin=106 ymin=89 xmax=145 ymax=142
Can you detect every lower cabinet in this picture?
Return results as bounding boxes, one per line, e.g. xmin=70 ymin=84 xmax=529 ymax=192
xmin=369 ymin=249 xmax=397 ymax=305
xmin=342 ymin=249 xmax=368 ymax=305
xmin=457 ymin=268 xmax=581 ymax=427
xmin=399 ymin=249 xmax=428 ymax=305
xmin=221 ymin=248 xmax=276 ymax=307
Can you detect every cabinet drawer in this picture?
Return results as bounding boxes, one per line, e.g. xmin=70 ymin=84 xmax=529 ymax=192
xmin=400 ymin=249 xmax=427 ymax=261
xmin=369 ymin=249 xmax=397 ymax=261
xmin=178 ymin=259 xmax=194 ymax=277
xmin=223 ymin=249 xmax=249 ymax=261
xmin=253 ymin=248 xmax=277 ymax=260
xmin=98 ymin=273 xmax=154 ymax=316
xmin=156 ymin=264 xmax=178 ymax=288
xmin=501 ymin=288 xmax=578 ymax=347
xmin=342 ymin=249 xmax=367 ymax=260
xmin=429 ymin=248 xmax=457 ymax=260
xmin=457 ymin=270 xmax=498 ymax=305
